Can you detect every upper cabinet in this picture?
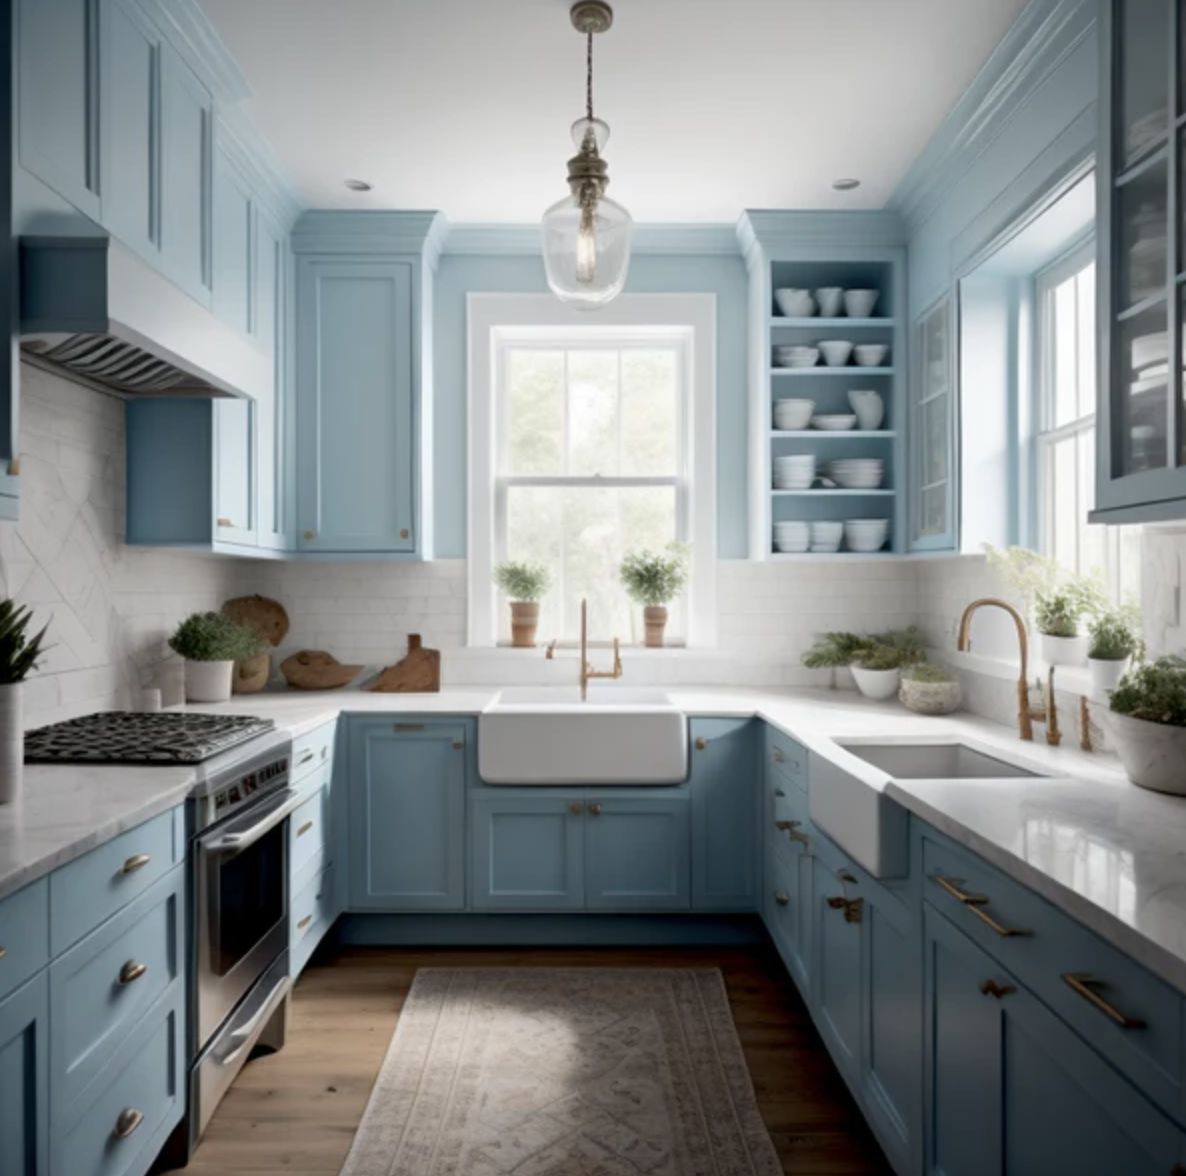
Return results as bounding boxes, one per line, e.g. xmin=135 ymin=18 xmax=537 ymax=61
xmin=1094 ymin=0 xmax=1186 ymax=522
xmin=908 ymin=298 xmax=956 ymax=550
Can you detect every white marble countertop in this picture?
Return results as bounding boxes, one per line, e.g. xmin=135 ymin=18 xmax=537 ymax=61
xmin=5 ymin=684 xmax=1186 ymax=995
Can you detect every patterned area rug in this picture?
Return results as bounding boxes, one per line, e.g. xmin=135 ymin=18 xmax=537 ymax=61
xmin=339 ymin=967 xmax=782 ymax=1176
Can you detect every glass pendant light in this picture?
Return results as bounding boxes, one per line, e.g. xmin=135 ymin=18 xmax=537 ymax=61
xmin=541 ymin=1 xmax=632 ymax=310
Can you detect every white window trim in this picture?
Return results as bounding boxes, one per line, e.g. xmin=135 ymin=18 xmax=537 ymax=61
xmin=467 ymin=293 xmax=718 ymax=649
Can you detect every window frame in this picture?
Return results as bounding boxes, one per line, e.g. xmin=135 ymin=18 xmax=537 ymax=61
xmin=467 ymin=293 xmax=718 ymax=649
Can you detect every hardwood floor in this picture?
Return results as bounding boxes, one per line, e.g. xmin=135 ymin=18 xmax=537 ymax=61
xmin=170 ymin=944 xmax=892 ymax=1175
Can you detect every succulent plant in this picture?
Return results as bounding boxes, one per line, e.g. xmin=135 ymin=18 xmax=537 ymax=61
xmin=0 ymin=600 xmax=49 ymax=685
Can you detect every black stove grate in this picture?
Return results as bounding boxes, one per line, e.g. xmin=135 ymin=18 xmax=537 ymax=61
xmin=24 ymin=711 xmax=275 ymax=765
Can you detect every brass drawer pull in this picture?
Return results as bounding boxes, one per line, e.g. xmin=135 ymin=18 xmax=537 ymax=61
xmin=966 ymin=902 xmax=1032 ymax=939
xmin=695 ymin=737 xmax=708 ymax=751
xmin=569 ymin=802 xmax=583 ymax=815
xmin=827 ymin=895 xmax=864 ymax=923
xmin=0 ymin=946 xmax=7 ymax=960
xmin=298 ymin=751 xmax=315 ymax=765
xmin=297 ymin=914 xmax=313 ymax=930
xmin=1062 ymin=973 xmax=1147 ymax=1029
xmin=775 ymin=819 xmax=810 ymax=848
xmin=113 ymin=1108 xmax=144 ymax=1139
xmin=772 ymin=748 xmax=786 ymax=763
xmin=118 ymin=960 xmax=147 ymax=985
xmin=979 ymin=979 xmax=1016 ymax=1000
xmin=121 ymin=854 xmax=152 ymax=875
xmin=589 ymin=803 xmax=603 ymax=816
xmin=774 ymin=891 xmax=790 ymax=907
xmin=297 ymin=821 xmax=315 ymax=837
xmin=216 ymin=517 xmax=233 ymax=527
xmin=930 ymin=874 xmax=988 ymax=905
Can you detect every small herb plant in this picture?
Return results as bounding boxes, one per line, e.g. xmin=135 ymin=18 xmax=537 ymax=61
xmin=1088 ymin=609 xmax=1141 ymax=662
xmin=619 ymin=543 xmax=690 ymax=609
xmin=492 ymin=561 xmax=552 ymax=602
xmin=1034 ymin=590 xmax=1083 ymax=638
xmin=0 ymin=600 xmax=49 ymax=685
xmin=857 ymin=645 xmax=915 ymax=672
xmin=168 ymin=612 xmax=269 ymax=663
xmin=1110 ymin=657 xmax=1186 ymax=728
xmin=802 ymin=627 xmax=927 ymax=672
xmin=801 ymin=632 xmax=876 ymax=669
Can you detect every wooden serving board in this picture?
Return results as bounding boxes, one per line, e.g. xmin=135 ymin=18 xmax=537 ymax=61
xmin=368 ymin=635 xmax=441 ymax=693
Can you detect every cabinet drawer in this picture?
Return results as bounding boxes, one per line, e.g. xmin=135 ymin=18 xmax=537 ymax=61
xmin=290 ymin=785 xmax=329 ymax=878
xmin=50 ymin=809 xmax=181 ymax=955
xmin=765 ymin=725 xmax=807 ymax=793
xmin=292 ymin=721 xmax=335 ymax=785
xmin=291 ymin=865 xmax=335 ymax=948
xmin=922 ymin=832 xmax=1183 ymax=1120
xmin=0 ymin=878 xmax=49 ymax=1002
xmin=50 ymin=867 xmax=182 ymax=1118
xmin=54 ymin=996 xmax=184 ymax=1176
xmin=766 ymin=786 xmax=813 ymax=879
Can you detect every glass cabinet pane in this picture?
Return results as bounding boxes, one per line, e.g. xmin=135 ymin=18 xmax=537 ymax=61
xmin=922 ymin=396 xmax=948 ymax=485
xmin=1118 ymin=306 xmax=1170 ymax=474
xmin=1120 ymin=0 xmax=1171 ymax=165
xmin=1118 ymin=159 xmax=1169 ymax=308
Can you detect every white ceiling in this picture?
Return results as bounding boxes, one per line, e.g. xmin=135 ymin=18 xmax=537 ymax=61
xmin=198 ymin=0 xmax=1029 ymax=223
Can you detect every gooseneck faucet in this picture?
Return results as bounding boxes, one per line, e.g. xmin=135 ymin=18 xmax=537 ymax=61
xmin=957 ymin=598 xmax=1056 ymax=744
xmin=580 ymin=598 xmax=622 ymax=701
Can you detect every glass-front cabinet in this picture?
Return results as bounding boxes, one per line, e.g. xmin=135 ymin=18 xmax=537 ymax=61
xmin=1093 ymin=0 xmax=1186 ymax=521
xmin=909 ymin=298 xmax=955 ymax=550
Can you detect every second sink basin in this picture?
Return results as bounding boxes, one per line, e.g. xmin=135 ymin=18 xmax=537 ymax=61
xmin=478 ymin=687 xmax=688 ymax=785
xmin=834 ymin=740 xmax=1045 ymax=780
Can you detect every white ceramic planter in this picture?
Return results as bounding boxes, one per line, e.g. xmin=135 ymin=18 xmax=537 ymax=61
xmin=1040 ymin=633 xmax=1088 ymax=666
xmin=0 ymin=683 xmax=22 ymax=804
xmin=1088 ymin=656 xmax=1131 ymax=694
xmin=851 ymin=665 xmax=901 ymax=701
xmin=1105 ymin=711 xmax=1186 ymax=795
xmin=185 ymin=659 xmax=234 ymax=703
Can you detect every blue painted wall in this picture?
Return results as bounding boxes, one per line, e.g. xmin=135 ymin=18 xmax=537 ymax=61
xmin=432 ymin=250 xmax=750 ymax=559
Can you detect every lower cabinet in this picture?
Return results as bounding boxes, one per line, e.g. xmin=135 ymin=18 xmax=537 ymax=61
xmin=0 ymin=973 xmax=49 ymax=1176
xmin=924 ymin=904 xmax=1183 ymax=1176
xmin=347 ymin=719 xmax=467 ymax=911
xmin=470 ymin=789 xmax=691 ymax=913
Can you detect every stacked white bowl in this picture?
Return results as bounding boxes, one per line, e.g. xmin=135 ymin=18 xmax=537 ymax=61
xmin=773 ymin=521 xmax=810 ymax=553
xmin=810 ymin=521 xmax=845 ymax=553
xmin=774 ymin=345 xmax=819 ymax=369
xmin=827 ymin=459 xmax=885 ymax=489
xmin=853 ymin=344 xmax=889 ymax=368
xmin=774 ymin=454 xmax=816 ymax=489
xmin=811 ymin=413 xmax=858 ymax=431
xmin=773 ymin=399 xmax=814 ymax=430
xmin=845 ymin=518 xmax=890 ymax=552
xmin=774 ymin=289 xmax=816 ymax=317
xmin=818 ymin=340 xmax=854 ymax=367
xmin=844 ymin=289 xmax=880 ymax=318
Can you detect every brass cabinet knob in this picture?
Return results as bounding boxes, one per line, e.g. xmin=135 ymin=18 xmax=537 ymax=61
xmin=118 ymin=960 xmax=147 ymax=985
xmin=297 ymin=821 xmax=314 ymax=837
xmin=774 ymin=891 xmax=790 ymax=907
xmin=773 ymin=748 xmax=786 ymax=763
xmin=0 ymin=946 xmax=7 ymax=960
xmin=303 ymin=530 xmax=315 ymax=540
xmin=399 ymin=528 xmax=409 ymax=539
xmin=216 ymin=517 xmax=233 ymax=527
xmin=589 ymin=803 xmax=603 ymax=816
xmin=121 ymin=854 xmax=151 ymax=874
xmin=695 ymin=738 xmax=708 ymax=751
xmin=113 ymin=1108 xmax=144 ymax=1139
xmin=570 ymin=802 xmax=583 ymax=815
xmin=297 ymin=915 xmax=313 ymax=930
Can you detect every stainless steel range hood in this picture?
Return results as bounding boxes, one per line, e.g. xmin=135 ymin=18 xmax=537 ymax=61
xmin=19 ymin=236 xmax=271 ymax=401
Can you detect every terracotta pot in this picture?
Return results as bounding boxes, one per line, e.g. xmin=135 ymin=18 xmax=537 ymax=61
xmin=510 ymin=601 xmax=540 ymax=648
xmin=644 ymin=606 xmax=669 ymax=648
xmin=0 ymin=683 xmax=22 ymax=804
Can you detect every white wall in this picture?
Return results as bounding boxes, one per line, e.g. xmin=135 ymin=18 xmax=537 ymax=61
xmin=3 ymin=366 xmax=244 ymax=727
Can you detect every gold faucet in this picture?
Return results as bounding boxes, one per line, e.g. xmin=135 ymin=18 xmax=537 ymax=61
xmin=580 ymin=597 xmax=622 ymax=701
xmin=957 ymin=598 xmax=1058 ymax=745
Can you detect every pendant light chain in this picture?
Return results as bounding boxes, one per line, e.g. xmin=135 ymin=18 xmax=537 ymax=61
xmin=586 ymin=29 xmax=594 ymax=121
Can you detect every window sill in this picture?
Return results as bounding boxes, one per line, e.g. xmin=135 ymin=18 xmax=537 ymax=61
xmin=932 ymin=648 xmax=1105 ymax=702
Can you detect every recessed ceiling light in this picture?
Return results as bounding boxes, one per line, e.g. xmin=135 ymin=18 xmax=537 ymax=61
xmin=832 ymin=178 xmax=861 ymax=191
xmin=344 ymin=179 xmax=373 ymax=192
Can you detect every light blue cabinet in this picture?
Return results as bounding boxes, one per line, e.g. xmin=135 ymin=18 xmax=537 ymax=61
xmin=211 ymin=134 xmax=254 ymax=335
xmin=764 ymin=774 xmax=813 ymax=995
xmin=294 ymin=258 xmax=416 ymax=553
xmin=908 ymin=298 xmax=957 ymax=551
xmin=255 ymin=208 xmax=290 ymax=550
xmin=0 ymin=974 xmax=49 ymax=1176
xmin=584 ymin=795 xmax=690 ymax=912
xmin=347 ymin=720 xmax=467 ymax=911
xmin=213 ymin=399 xmax=256 ymax=547
xmin=17 ymin=0 xmax=100 ymax=219
xmin=690 ymin=717 xmax=758 ymax=911
xmin=812 ymin=853 xmax=864 ymax=1083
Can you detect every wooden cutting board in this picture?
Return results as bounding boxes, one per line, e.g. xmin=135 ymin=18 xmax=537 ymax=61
xmin=368 ymin=635 xmax=441 ymax=693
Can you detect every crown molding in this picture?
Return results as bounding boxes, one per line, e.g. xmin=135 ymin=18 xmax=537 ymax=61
xmin=736 ymin=210 xmax=908 ymax=270
xmin=889 ymin=0 xmax=1095 ymax=231
xmin=292 ymin=211 xmax=449 ymax=257
xmin=441 ymin=222 xmax=740 ymax=257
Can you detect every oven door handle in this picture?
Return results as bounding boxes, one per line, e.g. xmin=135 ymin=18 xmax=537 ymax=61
xmin=219 ymin=973 xmax=293 ymax=1069
xmin=200 ymin=789 xmax=301 ymax=856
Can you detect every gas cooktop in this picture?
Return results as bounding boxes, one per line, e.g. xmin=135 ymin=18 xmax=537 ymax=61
xmin=24 ymin=711 xmax=276 ymax=765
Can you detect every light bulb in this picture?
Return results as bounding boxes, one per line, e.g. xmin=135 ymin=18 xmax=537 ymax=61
xmin=576 ymin=207 xmax=597 ymax=285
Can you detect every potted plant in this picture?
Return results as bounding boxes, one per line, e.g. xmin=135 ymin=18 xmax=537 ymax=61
xmin=801 ymin=627 xmax=926 ymax=700
xmin=851 ymin=643 xmax=911 ymax=701
xmin=1106 ymin=657 xmax=1186 ymax=794
xmin=0 ymin=600 xmax=49 ymax=803
xmin=900 ymin=662 xmax=962 ymax=715
xmin=493 ymin=561 xmax=552 ymax=648
xmin=1087 ymin=608 xmax=1142 ymax=692
xmin=1034 ymin=590 xmax=1090 ymax=665
xmin=619 ymin=543 xmax=690 ymax=647
xmin=168 ymin=612 xmax=269 ymax=703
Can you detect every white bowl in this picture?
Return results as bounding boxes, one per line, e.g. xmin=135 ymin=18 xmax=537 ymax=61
xmin=774 ymin=399 xmax=815 ymax=430
xmin=844 ymin=289 xmax=880 ymax=318
xmin=774 ymin=347 xmax=820 ymax=369
xmin=775 ymin=289 xmax=816 ymax=317
xmin=853 ymin=344 xmax=889 ymax=368
xmin=818 ymin=340 xmax=854 ymax=367
xmin=811 ymin=414 xmax=858 ymax=431
xmin=814 ymin=287 xmax=844 ymax=317
xmin=844 ymin=519 xmax=889 ymax=551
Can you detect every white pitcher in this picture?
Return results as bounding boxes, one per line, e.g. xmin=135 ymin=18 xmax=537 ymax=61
xmin=847 ymin=389 xmax=885 ymax=431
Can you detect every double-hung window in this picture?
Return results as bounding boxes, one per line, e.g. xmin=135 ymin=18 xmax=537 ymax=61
xmin=1036 ymin=242 xmax=1141 ymax=601
xmin=468 ymin=295 xmax=717 ymax=648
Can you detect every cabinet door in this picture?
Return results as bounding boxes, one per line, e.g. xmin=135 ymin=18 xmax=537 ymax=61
xmin=17 ymin=0 xmax=99 ymax=218
xmin=213 ymin=399 xmax=256 ymax=547
xmin=255 ymin=210 xmax=290 ymax=550
xmin=295 ymin=259 xmax=417 ymax=553
xmin=102 ymin=0 xmax=158 ymax=257
xmin=909 ymin=297 xmax=956 ymax=550
xmin=159 ymin=45 xmax=211 ymax=306
xmin=0 ymin=974 xmax=49 ymax=1176
xmin=924 ymin=905 xmax=1181 ymax=1176
xmin=347 ymin=722 xmax=466 ymax=911
xmin=470 ymin=795 xmax=584 ymax=911
xmin=212 ymin=135 xmax=254 ymax=335
xmin=584 ymin=796 xmax=690 ymax=912
xmin=690 ymin=717 xmax=758 ymax=911
xmin=812 ymin=855 xmax=863 ymax=1083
